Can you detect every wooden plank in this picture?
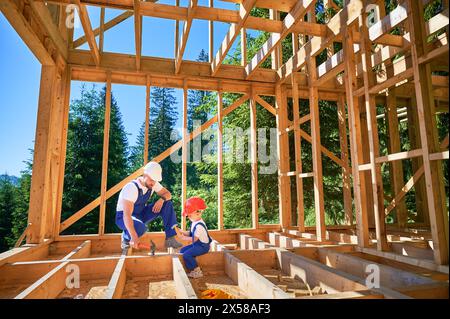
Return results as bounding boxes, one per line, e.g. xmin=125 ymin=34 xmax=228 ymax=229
xmin=269 ymin=9 xmax=282 ymax=70
xmin=343 ymin=24 xmax=371 ymax=248
xmin=250 ymin=94 xmax=258 ymax=229
xmin=376 ymin=149 xmax=423 ymax=163
xmin=291 ymin=73 xmax=305 ymax=232
xmin=385 ymin=89 xmax=407 ymax=226
xmin=173 ymin=257 xmax=197 ymax=298
xmin=429 ymin=151 xmax=449 ymax=161
xmin=217 ymin=91 xmax=224 ymax=230
xmin=0 ymin=241 xmax=51 ymax=268
xmin=104 ymin=249 xmax=130 ymax=299
xmin=211 ymin=0 xmax=256 ymax=75
xmin=181 ymin=80 xmax=188 ymax=231
xmin=307 ymin=54 xmax=326 ymax=242
xmin=133 ymin=0 xmax=142 ymax=70
xmin=143 ymin=76 xmax=150 ymax=164
xmin=209 ymin=0 xmax=214 ymax=63
xmin=337 ymin=95 xmax=352 ymax=225
xmin=175 ymin=0 xmax=198 ymax=74
xmin=245 ymin=0 xmax=315 ymax=78
xmin=99 ymin=73 xmax=111 ymax=235
xmin=275 ymin=85 xmax=291 ymax=229
xmin=75 ymin=1 xmax=101 ymax=66
xmin=98 ymin=7 xmax=105 ymax=52
xmin=61 ymin=240 xmax=91 ymax=260
xmin=174 ymin=0 xmax=180 ymax=58
xmin=27 ymin=66 xmax=58 ymax=243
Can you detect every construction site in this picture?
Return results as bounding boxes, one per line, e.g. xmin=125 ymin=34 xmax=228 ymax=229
xmin=0 ymin=0 xmax=449 ymax=300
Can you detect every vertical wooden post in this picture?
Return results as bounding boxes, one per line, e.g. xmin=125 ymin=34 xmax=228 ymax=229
xmin=181 ymin=80 xmax=188 ymax=231
xmin=343 ymin=25 xmax=371 ymax=248
xmin=407 ymin=0 xmax=449 ymax=264
xmin=338 ymin=95 xmax=353 ymax=225
xmin=241 ymin=28 xmax=247 ymax=67
xmin=144 ymin=75 xmax=150 ymax=165
xmin=360 ymin=14 xmax=388 ymax=251
xmin=385 ymin=89 xmax=408 ymax=227
xmin=209 ymin=0 xmax=214 ymax=63
xmin=174 ymin=0 xmax=180 ymax=59
xmin=276 ymin=84 xmax=291 ymax=229
xmin=27 ymin=65 xmax=58 ymax=243
xmin=250 ymin=89 xmax=258 ymax=229
xmin=407 ymin=96 xmax=429 ymax=225
xmin=291 ymin=73 xmax=305 ymax=232
xmin=269 ymin=9 xmax=282 ymax=70
xmin=307 ymin=56 xmax=326 ymax=241
xmin=99 ymin=7 xmax=105 ymax=53
xmin=53 ymin=65 xmax=72 ymax=238
xmin=217 ymin=89 xmax=224 ymax=230
xmin=99 ymin=72 xmax=112 ymax=235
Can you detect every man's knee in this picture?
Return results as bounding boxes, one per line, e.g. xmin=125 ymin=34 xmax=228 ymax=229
xmin=162 ymin=200 xmax=173 ymax=211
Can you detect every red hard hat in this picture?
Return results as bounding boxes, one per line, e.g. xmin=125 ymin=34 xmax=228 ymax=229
xmin=182 ymin=197 xmax=207 ymax=216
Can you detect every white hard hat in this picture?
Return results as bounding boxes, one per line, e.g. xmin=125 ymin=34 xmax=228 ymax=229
xmin=143 ymin=162 xmax=162 ymax=182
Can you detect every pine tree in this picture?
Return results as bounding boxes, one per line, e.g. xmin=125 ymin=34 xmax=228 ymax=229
xmin=0 ymin=177 xmax=17 ymax=251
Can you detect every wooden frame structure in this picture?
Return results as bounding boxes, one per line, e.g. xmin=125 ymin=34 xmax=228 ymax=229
xmin=0 ymin=0 xmax=448 ymax=298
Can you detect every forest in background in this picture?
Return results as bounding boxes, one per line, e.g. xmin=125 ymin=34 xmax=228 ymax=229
xmin=0 ymin=0 xmax=448 ymax=253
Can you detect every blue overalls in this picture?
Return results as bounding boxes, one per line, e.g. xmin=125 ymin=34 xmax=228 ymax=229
xmin=115 ymin=181 xmax=178 ymax=242
xmin=180 ymin=222 xmax=212 ymax=270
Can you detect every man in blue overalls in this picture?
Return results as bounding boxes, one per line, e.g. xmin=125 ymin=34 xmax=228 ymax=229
xmin=115 ymin=161 xmax=182 ymax=250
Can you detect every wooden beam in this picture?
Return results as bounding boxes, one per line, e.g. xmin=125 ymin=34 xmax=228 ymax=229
xmin=173 ymin=257 xmax=197 ymax=298
xmin=174 ymin=0 xmax=180 ymax=58
xmin=250 ymin=93 xmax=258 ymax=229
xmin=291 ymin=73 xmax=305 ymax=232
xmin=99 ymin=7 xmax=105 ymax=52
xmin=99 ymin=73 xmax=111 ymax=235
xmin=133 ymin=0 xmax=142 ymax=70
xmin=74 ymin=1 xmax=101 ymax=65
xmin=143 ymin=76 xmax=150 ymax=164
xmin=275 ymin=85 xmax=292 ymax=229
xmin=175 ymin=0 xmax=198 ymax=74
xmin=104 ymin=249 xmax=130 ymax=298
xmin=385 ymin=89 xmax=407 ymax=226
xmin=337 ymin=95 xmax=353 ymax=225
xmin=211 ymin=0 xmax=256 ymax=75
xmin=217 ymin=90 xmax=224 ymax=231
xmin=245 ymin=0 xmax=315 ymax=78
xmin=307 ymin=55 xmax=326 ymax=242
xmin=181 ymin=80 xmax=188 ymax=231
xmin=209 ymin=0 xmax=214 ymax=63
xmin=343 ymin=24 xmax=371 ymax=248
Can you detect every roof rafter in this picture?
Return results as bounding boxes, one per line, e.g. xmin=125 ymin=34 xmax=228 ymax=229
xmin=211 ymin=0 xmax=256 ymax=76
xmin=74 ymin=0 xmax=101 ymax=65
xmin=245 ymin=0 xmax=316 ymax=79
xmin=175 ymin=0 xmax=198 ymax=74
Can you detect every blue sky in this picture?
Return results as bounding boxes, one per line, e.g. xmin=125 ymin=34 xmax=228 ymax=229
xmin=0 ymin=1 xmax=261 ymax=176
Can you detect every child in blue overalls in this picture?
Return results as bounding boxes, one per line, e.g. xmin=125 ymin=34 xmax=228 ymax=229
xmin=177 ymin=196 xmax=212 ymax=278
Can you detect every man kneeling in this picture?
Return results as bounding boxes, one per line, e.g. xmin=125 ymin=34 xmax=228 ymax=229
xmin=177 ymin=197 xmax=212 ymax=278
xmin=115 ymin=161 xmax=182 ymax=250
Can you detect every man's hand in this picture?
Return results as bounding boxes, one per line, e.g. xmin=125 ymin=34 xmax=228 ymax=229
xmin=152 ymin=198 xmax=165 ymax=213
xmin=130 ymin=234 xmax=140 ymax=249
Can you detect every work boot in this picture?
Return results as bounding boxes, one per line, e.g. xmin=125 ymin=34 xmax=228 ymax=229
xmin=121 ymin=237 xmax=130 ymax=250
xmin=187 ymin=267 xmax=203 ymax=279
xmin=165 ymin=236 xmax=183 ymax=249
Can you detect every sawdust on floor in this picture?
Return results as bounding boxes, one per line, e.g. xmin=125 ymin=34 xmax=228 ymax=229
xmin=121 ymin=276 xmax=176 ymax=299
xmin=189 ymin=272 xmax=247 ymax=299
